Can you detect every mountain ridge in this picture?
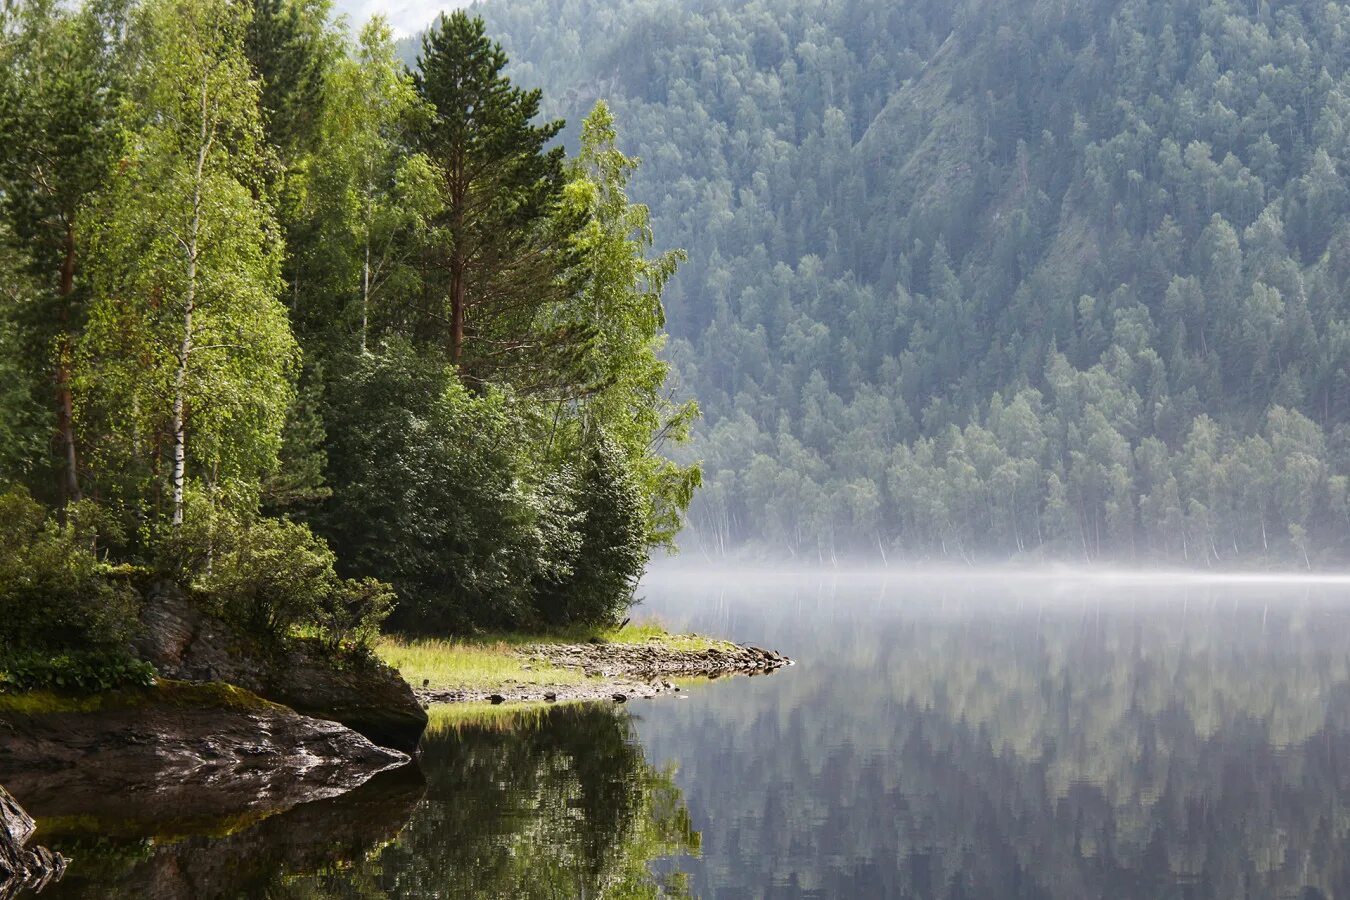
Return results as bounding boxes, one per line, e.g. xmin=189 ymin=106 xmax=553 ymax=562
xmin=413 ymin=0 xmax=1350 ymax=565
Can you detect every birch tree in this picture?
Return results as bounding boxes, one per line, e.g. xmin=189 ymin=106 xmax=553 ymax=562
xmin=77 ymin=0 xmax=295 ymax=526
xmin=559 ymin=102 xmax=701 ymax=548
xmin=303 ymin=16 xmax=435 ymax=351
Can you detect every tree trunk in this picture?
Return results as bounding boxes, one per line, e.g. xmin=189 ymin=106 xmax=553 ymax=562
xmin=56 ymin=228 xmax=82 ymax=503
xmin=450 ymin=259 xmax=465 ymax=366
xmin=361 ymin=236 xmax=370 ymax=353
xmin=172 ymin=76 xmax=210 ymax=527
xmin=171 ymin=258 xmax=196 ymax=527
xmin=448 ymin=164 xmax=466 ymax=366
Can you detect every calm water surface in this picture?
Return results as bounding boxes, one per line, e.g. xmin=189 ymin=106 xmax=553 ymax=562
xmin=34 ymin=572 xmax=1350 ymax=898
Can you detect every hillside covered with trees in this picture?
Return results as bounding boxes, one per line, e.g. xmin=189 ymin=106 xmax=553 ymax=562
xmin=0 ymin=0 xmax=696 ymax=687
xmin=451 ymin=0 xmax=1350 ymax=566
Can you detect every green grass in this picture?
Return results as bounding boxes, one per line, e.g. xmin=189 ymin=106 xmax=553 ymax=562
xmin=375 ymin=637 xmax=587 ymax=691
xmin=474 ymin=618 xmax=730 ymax=651
xmin=603 ymin=621 xmax=730 ymax=652
xmin=376 ymin=619 xmax=734 ymax=692
xmin=0 ymin=679 xmax=282 ymax=717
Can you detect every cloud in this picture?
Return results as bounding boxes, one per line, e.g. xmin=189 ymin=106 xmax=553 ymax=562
xmin=332 ymin=0 xmax=475 ymax=38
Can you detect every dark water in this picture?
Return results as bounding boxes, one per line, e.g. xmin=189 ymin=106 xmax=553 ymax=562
xmin=31 ymin=572 xmax=1350 ymax=898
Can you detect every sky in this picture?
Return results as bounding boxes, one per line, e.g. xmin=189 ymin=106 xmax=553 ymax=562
xmin=332 ymin=0 xmax=475 ymax=37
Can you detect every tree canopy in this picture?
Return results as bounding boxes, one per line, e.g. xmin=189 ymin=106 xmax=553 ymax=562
xmin=443 ymin=0 xmax=1350 ymax=566
xmin=0 ymin=0 xmax=698 ymax=641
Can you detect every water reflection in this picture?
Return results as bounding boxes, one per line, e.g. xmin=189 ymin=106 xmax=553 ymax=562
xmin=30 ymin=704 xmax=698 ymax=898
xmin=38 ymin=764 xmax=426 ymax=899
xmin=24 ymin=574 xmax=1350 ymax=898
xmin=290 ymin=704 xmax=699 ymax=898
xmin=635 ymin=574 xmax=1350 ymax=898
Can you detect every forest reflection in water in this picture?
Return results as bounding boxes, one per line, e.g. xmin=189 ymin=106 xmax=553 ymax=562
xmin=35 ymin=702 xmax=698 ymax=899
xmin=29 ymin=572 xmax=1350 ymax=898
xmin=636 ymin=572 xmax=1350 ymax=898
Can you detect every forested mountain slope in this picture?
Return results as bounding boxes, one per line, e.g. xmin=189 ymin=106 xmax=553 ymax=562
xmin=439 ymin=0 xmax=1350 ymax=565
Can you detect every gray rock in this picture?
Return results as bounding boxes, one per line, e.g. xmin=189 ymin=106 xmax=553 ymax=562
xmin=0 ymin=784 xmax=64 ymax=898
xmin=0 ymin=683 xmax=408 ymax=828
xmin=134 ymin=582 xmax=427 ymax=752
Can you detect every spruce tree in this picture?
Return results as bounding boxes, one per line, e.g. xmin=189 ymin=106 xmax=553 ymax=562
xmin=412 ymin=12 xmax=573 ymax=385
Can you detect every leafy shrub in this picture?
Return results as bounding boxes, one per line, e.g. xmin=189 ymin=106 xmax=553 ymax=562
xmin=0 ymin=486 xmax=140 ymax=655
xmin=0 ymin=651 xmax=156 ymax=693
xmin=157 ymin=499 xmax=393 ymax=651
xmin=318 ymin=343 xmax=579 ymax=631
xmin=312 ymin=577 xmax=396 ymax=653
xmin=535 ymin=438 xmax=648 ymax=627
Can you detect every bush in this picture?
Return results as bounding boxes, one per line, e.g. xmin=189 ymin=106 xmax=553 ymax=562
xmin=535 ymin=438 xmax=648 ymax=627
xmin=157 ymin=500 xmax=393 ymax=651
xmin=0 ymin=651 xmax=156 ymax=693
xmin=318 ymin=343 xmax=576 ymax=631
xmin=0 ymin=486 xmax=140 ymax=655
xmin=312 ymin=577 xmax=396 ymax=653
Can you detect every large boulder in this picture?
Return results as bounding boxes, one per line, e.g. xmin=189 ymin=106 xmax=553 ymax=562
xmin=0 ymin=785 xmax=64 ymax=898
xmin=0 ymin=682 xmax=408 ymax=826
xmin=134 ymin=582 xmax=427 ymax=753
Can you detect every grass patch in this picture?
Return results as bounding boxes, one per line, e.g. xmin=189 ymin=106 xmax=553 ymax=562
xmin=0 ymin=679 xmax=281 ymax=717
xmin=429 ymin=618 xmax=730 ymax=651
xmin=602 ymin=621 xmax=731 ymax=652
xmin=375 ymin=637 xmax=587 ymax=691
xmin=376 ymin=620 xmax=737 ymax=693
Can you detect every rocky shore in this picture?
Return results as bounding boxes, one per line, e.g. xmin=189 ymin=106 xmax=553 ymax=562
xmin=417 ymin=639 xmax=792 ymax=705
xmin=0 ymin=786 xmax=63 ymax=899
xmin=0 ymin=682 xmax=408 ymax=829
xmin=135 ymin=581 xmax=427 ymax=753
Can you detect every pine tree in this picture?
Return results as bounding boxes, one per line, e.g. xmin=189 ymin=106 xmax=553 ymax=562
xmin=412 ymin=12 xmax=572 ymax=383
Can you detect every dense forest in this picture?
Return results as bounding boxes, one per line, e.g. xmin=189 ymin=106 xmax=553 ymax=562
xmin=0 ymin=0 xmax=696 ymax=685
xmin=439 ymin=0 xmax=1350 ymax=566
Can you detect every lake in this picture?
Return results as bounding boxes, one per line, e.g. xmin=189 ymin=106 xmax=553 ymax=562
xmin=32 ymin=571 xmax=1350 ymax=898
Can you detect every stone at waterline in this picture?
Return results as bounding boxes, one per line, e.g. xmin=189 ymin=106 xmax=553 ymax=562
xmin=134 ymin=581 xmax=427 ymax=752
xmin=0 ymin=683 xmax=409 ymax=827
xmin=0 ymin=785 xmax=64 ymax=898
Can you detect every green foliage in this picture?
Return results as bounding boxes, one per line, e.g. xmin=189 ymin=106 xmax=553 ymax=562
xmin=0 ymin=0 xmax=128 ymax=504
xmin=317 ymin=343 xmax=577 ymax=630
xmin=77 ymin=0 xmax=296 ymax=524
xmin=0 ymin=651 xmax=156 ymax=694
xmin=260 ymin=365 xmax=331 ymax=514
xmin=412 ymin=11 xmax=577 ymax=385
xmin=288 ymin=15 xmax=435 ymax=351
xmin=244 ymin=0 xmax=340 ymax=164
xmin=1 ymin=0 xmax=694 ymax=655
xmin=557 ymin=102 xmax=702 ymax=549
xmin=0 ymin=237 xmax=44 ymax=483
xmin=0 ymin=486 xmax=139 ymax=654
xmin=158 ymin=498 xmax=393 ymax=649
xmin=536 ymin=438 xmax=648 ymax=627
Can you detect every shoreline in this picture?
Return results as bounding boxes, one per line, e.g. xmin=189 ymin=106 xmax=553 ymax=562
xmin=391 ymin=633 xmax=793 ymax=707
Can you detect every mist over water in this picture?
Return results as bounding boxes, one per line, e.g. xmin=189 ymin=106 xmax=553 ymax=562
xmin=34 ymin=569 xmax=1350 ymax=896
xmin=627 ymin=569 xmax=1350 ymax=897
